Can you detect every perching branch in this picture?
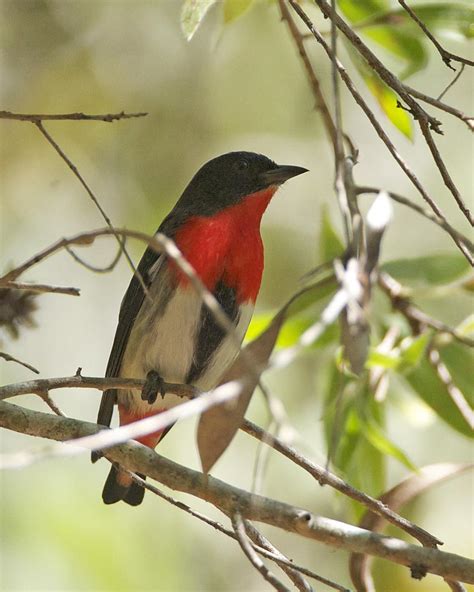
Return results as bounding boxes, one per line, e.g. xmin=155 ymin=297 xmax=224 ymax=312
xmin=0 ymin=400 xmax=472 ymax=584
xmin=0 ymin=110 xmax=147 ymax=122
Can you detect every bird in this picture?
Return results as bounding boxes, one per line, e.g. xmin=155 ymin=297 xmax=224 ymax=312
xmin=92 ymin=151 xmax=307 ymax=505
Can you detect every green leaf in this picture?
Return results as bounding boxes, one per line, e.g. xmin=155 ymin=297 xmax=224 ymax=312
xmin=364 ymin=71 xmax=414 ymax=138
xmin=181 ymin=0 xmax=217 ymax=41
xmin=320 ymin=205 xmax=345 ymax=261
xmin=363 ymin=26 xmax=427 ymax=79
xmin=383 ymin=253 xmax=470 ymax=285
xmin=223 ymin=0 xmax=254 ymax=23
xmin=438 ymin=343 xmax=474 ymax=407
xmin=360 ymin=3 xmax=474 ymax=40
xmin=366 ymin=349 xmax=401 ymax=370
xmin=405 ymin=354 xmax=473 ymax=438
xmin=338 ymin=0 xmax=389 ymax=24
xmin=363 ymin=417 xmax=418 ymax=471
xmin=455 ymin=314 xmax=474 ymax=337
xmin=399 ymin=333 xmax=431 ymax=369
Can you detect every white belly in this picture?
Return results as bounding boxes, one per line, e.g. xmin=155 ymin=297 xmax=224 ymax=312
xmin=119 ymin=275 xmax=253 ymax=417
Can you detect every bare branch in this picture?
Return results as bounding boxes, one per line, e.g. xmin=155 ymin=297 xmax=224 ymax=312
xmin=356 ymin=187 xmax=474 ymax=258
xmin=0 ymin=352 xmax=39 ymax=375
xmin=427 ymin=347 xmax=474 ymax=430
xmin=0 ymin=110 xmax=147 ymax=122
xmin=242 ymin=420 xmax=441 ymax=549
xmin=32 ymin=120 xmax=149 ymax=297
xmin=130 ymin=473 xmax=348 ymax=591
xmin=1 ymin=401 xmax=473 ymax=583
xmin=437 ymin=64 xmax=466 ymax=101
xmin=232 ymin=512 xmax=291 ymax=592
xmin=277 ymin=0 xmax=337 ymax=151
xmin=418 ymin=119 xmax=473 ymax=225
xmin=287 ymin=1 xmax=472 ymax=263
xmin=65 ymin=242 xmax=123 ymax=273
xmin=378 ymin=272 xmax=474 ymax=348
xmin=403 ymin=81 xmax=473 ymax=132
xmin=0 ymin=281 xmax=80 ymax=296
xmin=396 ymin=1 xmax=474 ymax=70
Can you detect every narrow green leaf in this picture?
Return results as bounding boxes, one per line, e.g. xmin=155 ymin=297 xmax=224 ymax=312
xmin=405 ymin=355 xmax=473 ymax=438
xmin=455 ymin=314 xmax=474 ymax=337
xmin=399 ymin=333 xmax=431 ymax=368
xmin=383 ymin=254 xmax=470 ymax=285
xmin=363 ymin=418 xmax=418 ymax=471
xmin=363 ymin=26 xmax=427 ymax=78
xmin=364 ymin=73 xmax=414 ymax=138
xmin=438 ymin=343 xmax=474 ymax=407
xmin=366 ymin=349 xmax=401 ymax=370
xmin=223 ymin=0 xmax=254 ymax=23
xmin=338 ymin=0 xmax=389 ymax=23
xmin=359 ymin=3 xmax=474 ymax=40
xmin=320 ymin=205 xmax=345 ymax=261
xmin=181 ymin=0 xmax=217 ymax=41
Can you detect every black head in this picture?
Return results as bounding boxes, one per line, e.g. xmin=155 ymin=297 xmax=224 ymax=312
xmin=162 ymin=152 xmax=307 ymax=233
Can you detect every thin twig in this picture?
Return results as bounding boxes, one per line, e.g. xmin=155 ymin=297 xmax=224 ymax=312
xmin=0 ymin=110 xmax=148 ymax=122
xmin=287 ymin=1 xmax=472 ymax=263
xmin=403 ymin=81 xmax=473 ymax=132
xmin=396 ymin=1 xmax=474 ymax=69
xmin=378 ymin=272 xmax=474 ymax=348
xmin=232 ymin=512 xmax=292 ymax=592
xmin=418 ymin=119 xmax=473 ymax=226
xmin=244 ymin=521 xmax=314 ymax=592
xmin=0 ymin=352 xmax=39 ymax=375
xmin=37 ymin=392 xmax=65 ymax=417
xmin=427 ymin=347 xmax=474 ymax=430
xmin=277 ymin=0 xmax=337 ymax=151
xmin=129 ymin=473 xmax=349 ymax=592
xmin=32 ymin=120 xmax=149 ymax=297
xmin=356 ymin=187 xmax=474 ymax=257
xmin=437 ymin=64 xmax=466 ymax=101
xmin=0 ymin=281 xmax=80 ymax=296
xmin=241 ymin=420 xmax=442 ymax=549
xmin=65 ymin=242 xmax=123 ymax=273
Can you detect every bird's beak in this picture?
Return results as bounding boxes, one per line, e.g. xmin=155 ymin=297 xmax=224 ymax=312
xmin=260 ymin=164 xmax=308 ymax=186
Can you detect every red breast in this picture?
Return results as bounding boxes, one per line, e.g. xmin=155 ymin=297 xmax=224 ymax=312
xmin=173 ymin=186 xmax=277 ymax=303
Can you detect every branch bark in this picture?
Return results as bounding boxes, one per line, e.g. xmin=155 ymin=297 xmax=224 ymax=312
xmin=1 ymin=400 xmax=473 ymax=584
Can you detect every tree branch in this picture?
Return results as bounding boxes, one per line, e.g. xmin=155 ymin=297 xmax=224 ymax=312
xmin=0 ymin=110 xmax=147 ymax=122
xmin=0 ymin=400 xmax=472 ymax=584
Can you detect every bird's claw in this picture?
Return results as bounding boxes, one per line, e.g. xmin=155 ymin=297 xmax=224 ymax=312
xmin=141 ymin=370 xmax=166 ymax=404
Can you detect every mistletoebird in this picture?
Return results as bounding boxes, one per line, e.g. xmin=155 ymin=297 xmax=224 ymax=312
xmin=93 ymin=151 xmax=308 ymax=505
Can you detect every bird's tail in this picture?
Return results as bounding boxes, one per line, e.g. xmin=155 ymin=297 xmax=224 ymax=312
xmin=102 ymin=466 xmax=146 ymax=506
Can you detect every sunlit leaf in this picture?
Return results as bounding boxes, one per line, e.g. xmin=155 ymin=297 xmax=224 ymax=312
xmin=366 ymin=349 xmax=400 ymax=370
xmin=246 ymin=314 xmax=338 ymax=349
xmin=383 ymin=253 xmax=470 ymax=285
xmin=399 ymin=332 xmax=430 ymax=368
xmin=181 ymin=0 xmax=217 ymax=41
xmin=364 ymin=72 xmax=414 ymax=138
xmin=338 ymin=0 xmax=389 ymax=23
xmin=455 ymin=314 xmax=474 ymax=337
xmin=320 ymin=205 xmax=345 ymax=261
xmin=223 ymin=0 xmax=254 ymax=23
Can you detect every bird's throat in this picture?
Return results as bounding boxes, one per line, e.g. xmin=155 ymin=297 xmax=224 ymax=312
xmin=173 ymin=186 xmax=276 ymax=303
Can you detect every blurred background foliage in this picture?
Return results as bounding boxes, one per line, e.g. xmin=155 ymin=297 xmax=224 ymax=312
xmin=0 ymin=0 xmax=473 ymax=590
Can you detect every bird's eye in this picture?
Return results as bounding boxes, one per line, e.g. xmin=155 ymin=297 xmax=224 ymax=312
xmin=236 ymin=159 xmax=249 ymax=171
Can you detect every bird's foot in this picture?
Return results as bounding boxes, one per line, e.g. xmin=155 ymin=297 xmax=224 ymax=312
xmin=141 ymin=370 xmax=166 ymax=404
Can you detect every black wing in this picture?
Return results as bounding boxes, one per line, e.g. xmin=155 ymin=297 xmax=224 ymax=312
xmin=95 ymin=246 xmax=161 ymax=430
